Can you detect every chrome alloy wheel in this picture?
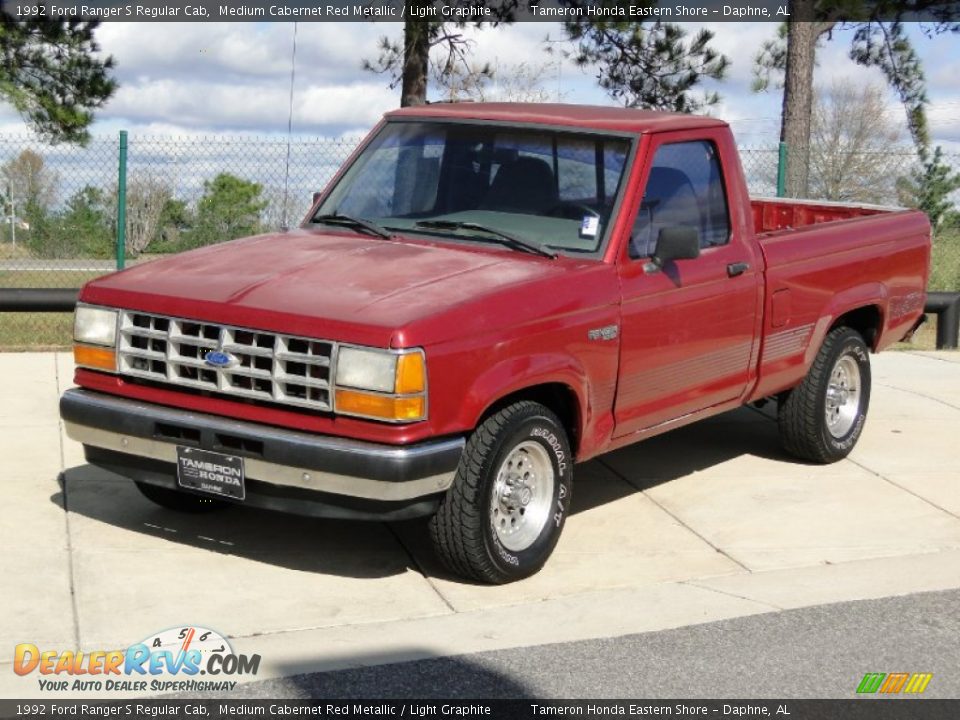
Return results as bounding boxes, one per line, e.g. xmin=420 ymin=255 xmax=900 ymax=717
xmin=490 ymin=441 xmax=555 ymax=552
xmin=825 ymin=354 xmax=861 ymax=438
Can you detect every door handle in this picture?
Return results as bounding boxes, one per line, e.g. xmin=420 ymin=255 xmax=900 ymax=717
xmin=727 ymin=262 xmax=750 ymax=277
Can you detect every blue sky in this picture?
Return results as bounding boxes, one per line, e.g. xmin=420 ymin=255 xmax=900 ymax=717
xmin=0 ymin=21 xmax=956 ymax=151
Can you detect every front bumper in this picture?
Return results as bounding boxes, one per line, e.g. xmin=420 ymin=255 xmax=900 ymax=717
xmin=60 ymin=388 xmax=465 ymax=521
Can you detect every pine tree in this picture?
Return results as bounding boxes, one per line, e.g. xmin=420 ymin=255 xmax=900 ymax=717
xmin=184 ymin=174 xmax=267 ymax=249
xmin=0 ymin=14 xmax=117 ymax=144
xmin=559 ymin=17 xmax=729 ymax=112
xmin=897 ymin=146 xmax=960 ymax=229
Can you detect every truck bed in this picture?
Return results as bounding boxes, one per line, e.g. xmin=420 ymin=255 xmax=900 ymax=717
xmin=751 ymin=197 xmax=894 ymax=237
xmin=749 ymin=197 xmax=930 ymax=401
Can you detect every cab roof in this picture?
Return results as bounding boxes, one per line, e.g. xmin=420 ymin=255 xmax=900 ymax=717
xmin=386 ymin=102 xmax=728 ymax=134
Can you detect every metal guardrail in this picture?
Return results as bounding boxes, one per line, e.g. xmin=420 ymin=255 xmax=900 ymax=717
xmin=1 ymin=289 xmax=958 ymax=349
xmin=0 ymin=288 xmax=79 ymax=312
xmin=926 ymin=292 xmax=960 ymax=350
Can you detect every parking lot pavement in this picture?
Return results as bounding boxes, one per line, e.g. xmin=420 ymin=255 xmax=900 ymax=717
xmin=1 ymin=350 xmax=959 ymax=697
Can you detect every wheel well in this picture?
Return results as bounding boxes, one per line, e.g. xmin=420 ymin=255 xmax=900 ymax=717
xmin=480 ymin=383 xmax=581 ymax=455
xmin=831 ymin=305 xmax=882 ymax=348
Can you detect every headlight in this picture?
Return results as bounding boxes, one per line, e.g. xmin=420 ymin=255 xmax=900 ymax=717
xmin=335 ymin=347 xmax=399 ymax=393
xmin=334 ymin=346 xmax=426 ymax=422
xmin=74 ymin=305 xmax=118 ymax=372
xmin=74 ymin=305 xmax=118 ymax=347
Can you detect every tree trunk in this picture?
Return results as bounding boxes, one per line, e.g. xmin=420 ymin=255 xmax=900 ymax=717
xmin=780 ymin=1 xmax=821 ymax=198
xmin=401 ymin=15 xmax=430 ymax=107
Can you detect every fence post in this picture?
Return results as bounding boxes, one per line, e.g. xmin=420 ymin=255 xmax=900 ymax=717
xmin=116 ymin=130 xmax=128 ymax=270
xmin=776 ymin=141 xmax=787 ymax=198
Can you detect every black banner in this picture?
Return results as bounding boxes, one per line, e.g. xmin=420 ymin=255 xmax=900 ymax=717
xmin=2 ymin=700 xmax=960 ymax=720
xmin=1 ymin=0 xmax=958 ymax=23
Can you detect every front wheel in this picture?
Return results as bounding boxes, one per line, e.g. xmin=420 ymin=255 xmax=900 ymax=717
xmin=779 ymin=326 xmax=872 ymax=463
xmin=429 ymin=401 xmax=573 ymax=584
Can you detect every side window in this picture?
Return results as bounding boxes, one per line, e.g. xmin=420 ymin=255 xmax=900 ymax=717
xmin=630 ymin=140 xmax=730 ymax=259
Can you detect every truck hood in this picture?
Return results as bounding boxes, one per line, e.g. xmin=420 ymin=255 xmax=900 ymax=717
xmin=81 ymin=228 xmax=575 ymax=346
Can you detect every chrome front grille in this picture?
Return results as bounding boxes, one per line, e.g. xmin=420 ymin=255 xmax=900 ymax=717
xmin=117 ymin=310 xmax=335 ymax=411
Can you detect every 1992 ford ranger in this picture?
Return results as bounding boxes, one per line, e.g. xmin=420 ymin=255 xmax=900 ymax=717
xmin=60 ymin=104 xmax=931 ymax=583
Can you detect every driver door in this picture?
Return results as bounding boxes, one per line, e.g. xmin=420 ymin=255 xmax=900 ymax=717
xmin=613 ymin=132 xmax=761 ymax=438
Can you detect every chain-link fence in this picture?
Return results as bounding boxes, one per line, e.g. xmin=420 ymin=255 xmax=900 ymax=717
xmin=738 ymin=146 xmax=783 ymax=197
xmin=1 ymin=134 xmax=958 ymax=349
xmin=0 ymin=133 xmax=358 ymax=348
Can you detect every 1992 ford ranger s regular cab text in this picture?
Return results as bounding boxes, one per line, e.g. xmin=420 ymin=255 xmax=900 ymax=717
xmin=60 ymin=103 xmax=931 ymax=583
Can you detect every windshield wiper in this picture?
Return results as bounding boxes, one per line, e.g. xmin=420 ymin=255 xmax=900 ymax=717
xmin=414 ymin=220 xmax=556 ymax=259
xmin=311 ymin=213 xmax=394 ymax=240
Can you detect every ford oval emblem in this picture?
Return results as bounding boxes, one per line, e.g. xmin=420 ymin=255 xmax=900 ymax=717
xmin=204 ymin=350 xmax=236 ymax=368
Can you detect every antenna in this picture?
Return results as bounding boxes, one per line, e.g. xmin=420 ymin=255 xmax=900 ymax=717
xmin=281 ymin=21 xmax=299 ymax=231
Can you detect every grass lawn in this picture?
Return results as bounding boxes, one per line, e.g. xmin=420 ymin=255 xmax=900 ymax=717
xmin=0 ymin=313 xmax=75 ymax=350
xmin=893 ymin=321 xmax=939 ymax=352
xmin=0 ymin=270 xmax=107 ymax=288
xmin=930 ymin=229 xmax=960 ymax=293
xmin=0 ymin=244 xmax=33 ymax=261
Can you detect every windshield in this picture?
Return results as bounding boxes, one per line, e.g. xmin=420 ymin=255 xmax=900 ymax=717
xmin=313 ymin=121 xmax=633 ymax=257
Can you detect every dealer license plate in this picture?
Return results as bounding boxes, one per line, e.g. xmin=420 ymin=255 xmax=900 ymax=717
xmin=176 ymin=446 xmax=245 ymax=501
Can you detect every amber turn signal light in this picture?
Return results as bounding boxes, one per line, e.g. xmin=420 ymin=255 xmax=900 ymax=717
xmin=74 ymin=344 xmax=117 ymax=372
xmin=335 ymin=389 xmax=425 ymax=422
xmin=395 ymin=352 xmax=426 ymax=394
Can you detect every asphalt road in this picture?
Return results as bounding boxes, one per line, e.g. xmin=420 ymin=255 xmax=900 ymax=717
xmin=227 ymin=588 xmax=959 ymax=700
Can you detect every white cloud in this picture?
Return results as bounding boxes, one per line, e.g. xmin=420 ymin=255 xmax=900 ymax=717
xmin=928 ymin=99 xmax=960 ymax=145
xmin=78 ymin=21 xmax=403 ymax=135
xmin=106 ymin=76 xmax=394 ymax=131
xmin=97 ymin=22 xmax=380 ymax=84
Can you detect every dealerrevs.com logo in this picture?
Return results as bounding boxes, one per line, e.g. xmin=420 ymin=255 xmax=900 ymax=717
xmin=13 ymin=626 xmax=260 ymax=693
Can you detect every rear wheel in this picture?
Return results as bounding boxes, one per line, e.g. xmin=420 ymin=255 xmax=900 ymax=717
xmin=135 ymin=481 xmax=229 ymax=513
xmin=779 ymin=326 xmax=872 ymax=463
xmin=429 ymin=401 xmax=573 ymax=584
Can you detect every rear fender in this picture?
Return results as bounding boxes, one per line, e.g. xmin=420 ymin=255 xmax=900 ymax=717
xmin=810 ymin=283 xmax=886 ymax=359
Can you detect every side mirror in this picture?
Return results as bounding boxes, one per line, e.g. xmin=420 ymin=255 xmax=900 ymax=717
xmin=650 ymin=226 xmax=700 ymax=269
xmin=312 ymin=191 xmax=323 ymax=206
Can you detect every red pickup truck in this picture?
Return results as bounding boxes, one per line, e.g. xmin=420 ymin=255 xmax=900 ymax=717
xmin=61 ymin=103 xmax=931 ymax=583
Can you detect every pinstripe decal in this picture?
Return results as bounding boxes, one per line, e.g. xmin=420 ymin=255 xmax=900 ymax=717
xmin=618 ymin=340 xmax=754 ymax=401
xmin=762 ymin=323 xmax=815 ymax=363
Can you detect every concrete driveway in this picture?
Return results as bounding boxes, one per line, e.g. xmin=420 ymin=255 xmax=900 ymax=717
xmin=2 ymin=350 xmax=959 ymax=697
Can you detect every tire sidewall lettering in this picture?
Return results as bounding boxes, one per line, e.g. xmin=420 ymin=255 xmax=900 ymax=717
xmin=847 ymin=342 xmax=868 ymax=364
xmin=831 ymin=414 xmax=865 ymax=451
xmin=531 ymin=426 xmax=568 ymax=474
xmin=486 ymin=418 xmax=572 ymax=574
xmin=823 ymin=341 xmax=870 ymax=451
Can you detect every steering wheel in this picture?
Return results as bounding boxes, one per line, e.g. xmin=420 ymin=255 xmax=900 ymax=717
xmin=546 ymin=202 xmax=600 ymax=220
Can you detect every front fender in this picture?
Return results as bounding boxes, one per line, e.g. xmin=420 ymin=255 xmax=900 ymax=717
xmin=457 ymin=352 xmax=594 ymax=452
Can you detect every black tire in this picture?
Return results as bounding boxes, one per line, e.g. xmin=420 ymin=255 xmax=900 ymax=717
xmin=429 ymin=401 xmax=574 ymax=584
xmin=134 ymin=481 xmax=229 ymax=513
xmin=779 ymin=326 xmax=872 ymax=463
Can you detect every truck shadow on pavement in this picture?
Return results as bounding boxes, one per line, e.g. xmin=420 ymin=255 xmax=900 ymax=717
xmin=222 ymin=650 xmax=536 ymax=699
xmin=593 ymin=404 xmax=805 ymax=495
xmin=52 ymin=466 xmax=418 ymax=579
xmin=52 ymin=406 xmax=797 ymax=582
